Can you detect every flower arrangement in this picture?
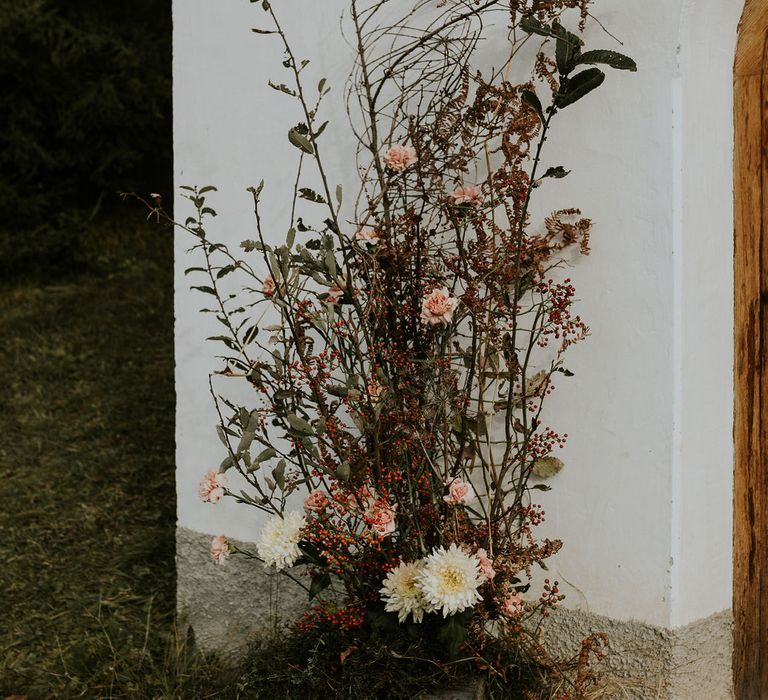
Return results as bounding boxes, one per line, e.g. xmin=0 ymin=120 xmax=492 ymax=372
xmin=142 ymin=0 xmax=634 ymax=695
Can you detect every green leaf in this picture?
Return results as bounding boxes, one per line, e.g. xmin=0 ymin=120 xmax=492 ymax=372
xmin=521 ymin=89 xmax=544 ymax=122
xmin=519 ymin=16 xmax=557 ymax=38
xmin=251 ymin=27 xmax=276 ymax=35
xmin=242 ymin=323 xmax=259 ymax=345
xmin=577 ymin=49 xmax=637 ymax=72
xmin=272 ymin=459 xmax=286 ymax=490
xmin=541 ymin=166 xmax=570 ymax=179
xmin=191 ymin=285 xmax=217 ymax=296
xmin=255 ymin=447 xmax=277 ymax=463
xmin=199 ymin=185 xmax=218 ymax=194
xmin=299 ymin=188 xmax=327 ymax=204
xmin=324 ymin=250 xmax=337 ymax=278
xmin=335 ymin=461 xmax=350 ymax=482
xmin=268 ymin=80 xmax=296 ymax=95
xmin=287 ymin=413 xmax=313 ymax=436
xmin=286 ymin=227 xmax=296 ymax=248
xmin=298 ymin=540 xmax=324 ymax=566
xmin=335 ymin=184 xmax=342 ymax=206
xmin=206 ymin=335 xmax=237 ymax=351
xmin=553 ymin=21 xmax=583 ymax=75
xmin=247 ymin=180 xmax=265 ymax=201
xmin=288 ymin=128 xmax=314 ymax=155
xmin=556 ymin=67 xmax=605 ymax=108
xmin=532 ymin=456 xmax=564 ymax=478
xmin=437 ymin=615 xmax=467 ymax=659
xmin=237 ymin=427 xmax=256 ymax=456
xmin=309 ymin=573 xmax=331 ymax=600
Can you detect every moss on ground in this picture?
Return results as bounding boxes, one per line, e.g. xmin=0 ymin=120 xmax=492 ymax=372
xmin=0 ymin=217 xmax=229 ymax=698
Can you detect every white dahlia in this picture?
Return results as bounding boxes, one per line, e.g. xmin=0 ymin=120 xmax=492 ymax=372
xmin=256 ymin=511 xmax=305 ymax=571
xmin=380 ymin=560 xmax=431 ymax=623
xmin=416 ymin=544 xmax=483 ymax=617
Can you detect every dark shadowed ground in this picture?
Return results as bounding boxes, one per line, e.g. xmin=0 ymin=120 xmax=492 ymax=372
xmin=0 ymin=217 xmax=228 ymax=698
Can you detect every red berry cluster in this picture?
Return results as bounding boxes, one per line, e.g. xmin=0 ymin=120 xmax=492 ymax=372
xmin=296 ymin=601 xmax=366 ymax=632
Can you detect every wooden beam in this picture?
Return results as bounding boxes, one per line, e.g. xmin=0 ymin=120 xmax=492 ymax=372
xmin=734 ymin=1 xmax=768 ymax=696
xmin=736 ymin=2 xmax=768 ymax=76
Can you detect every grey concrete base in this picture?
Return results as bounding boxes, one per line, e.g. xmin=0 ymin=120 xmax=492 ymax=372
xmin=538 ymin=606 xmax=733 ymax=699
xmin=176 ymin=526 xmax=307 ymax=656
xmin=177 ymin=527 xmax=733 ymax=697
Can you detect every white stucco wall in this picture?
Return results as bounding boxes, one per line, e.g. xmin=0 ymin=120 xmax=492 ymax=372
xmin=174 ymin=0 xmax=740 ymax=631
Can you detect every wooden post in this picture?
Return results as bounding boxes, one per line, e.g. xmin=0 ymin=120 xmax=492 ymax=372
xmin=734 ymin=2 xmax=768 ymax=697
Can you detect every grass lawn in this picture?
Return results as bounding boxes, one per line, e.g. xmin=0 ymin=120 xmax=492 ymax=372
xmin=0 ymin=217 xmax=227 ymax=698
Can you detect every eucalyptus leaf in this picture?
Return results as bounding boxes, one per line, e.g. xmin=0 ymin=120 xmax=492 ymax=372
xmin=532 ymin=456 xmax=564 ymax=478
xmin=287 ymin=413 xmax=314 ymax=436
xmin=272 ymin=460 xmax=286 ymax=490
xmin=288 ymin=128 xmax=314 ymax=155
xmin=255 ymin=447 xmax=277 ymax=463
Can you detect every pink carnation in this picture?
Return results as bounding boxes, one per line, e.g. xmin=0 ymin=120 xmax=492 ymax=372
xmin=384 ymin=144 xmax=417 ymax=172
xmin=198 ymin=468 xmax=227 ymax=504
xmin=304 ymin=489 xmax=330 ymax=513
xmin=210 ymin=535 xmax=230 ymax=565
xmin=502 ymin=592 xmax=524 ymax=618
xmin=355 ymin=227 xmax=380 ymax=246
xmin=365 ymin=499 xmax=397 ymax=537
xmin=367 ymin=380 xmax=383 ymax=403
xmin=262 ymin=274 xmax=276 ymax=297
xmin=421 ymin=287 xmax=459 ymax=325
xmin=449 ymin=184 xmax=482 ymax=207
xmin=475 ymin=548 xmax=496 ymax=581
xmin=443 ymin=477 xmax=475 ymax=505
xmin=325 ymin=286 xmax=344 ymax=303
xmin=347 ymin=485 xmax=378 ymax=513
